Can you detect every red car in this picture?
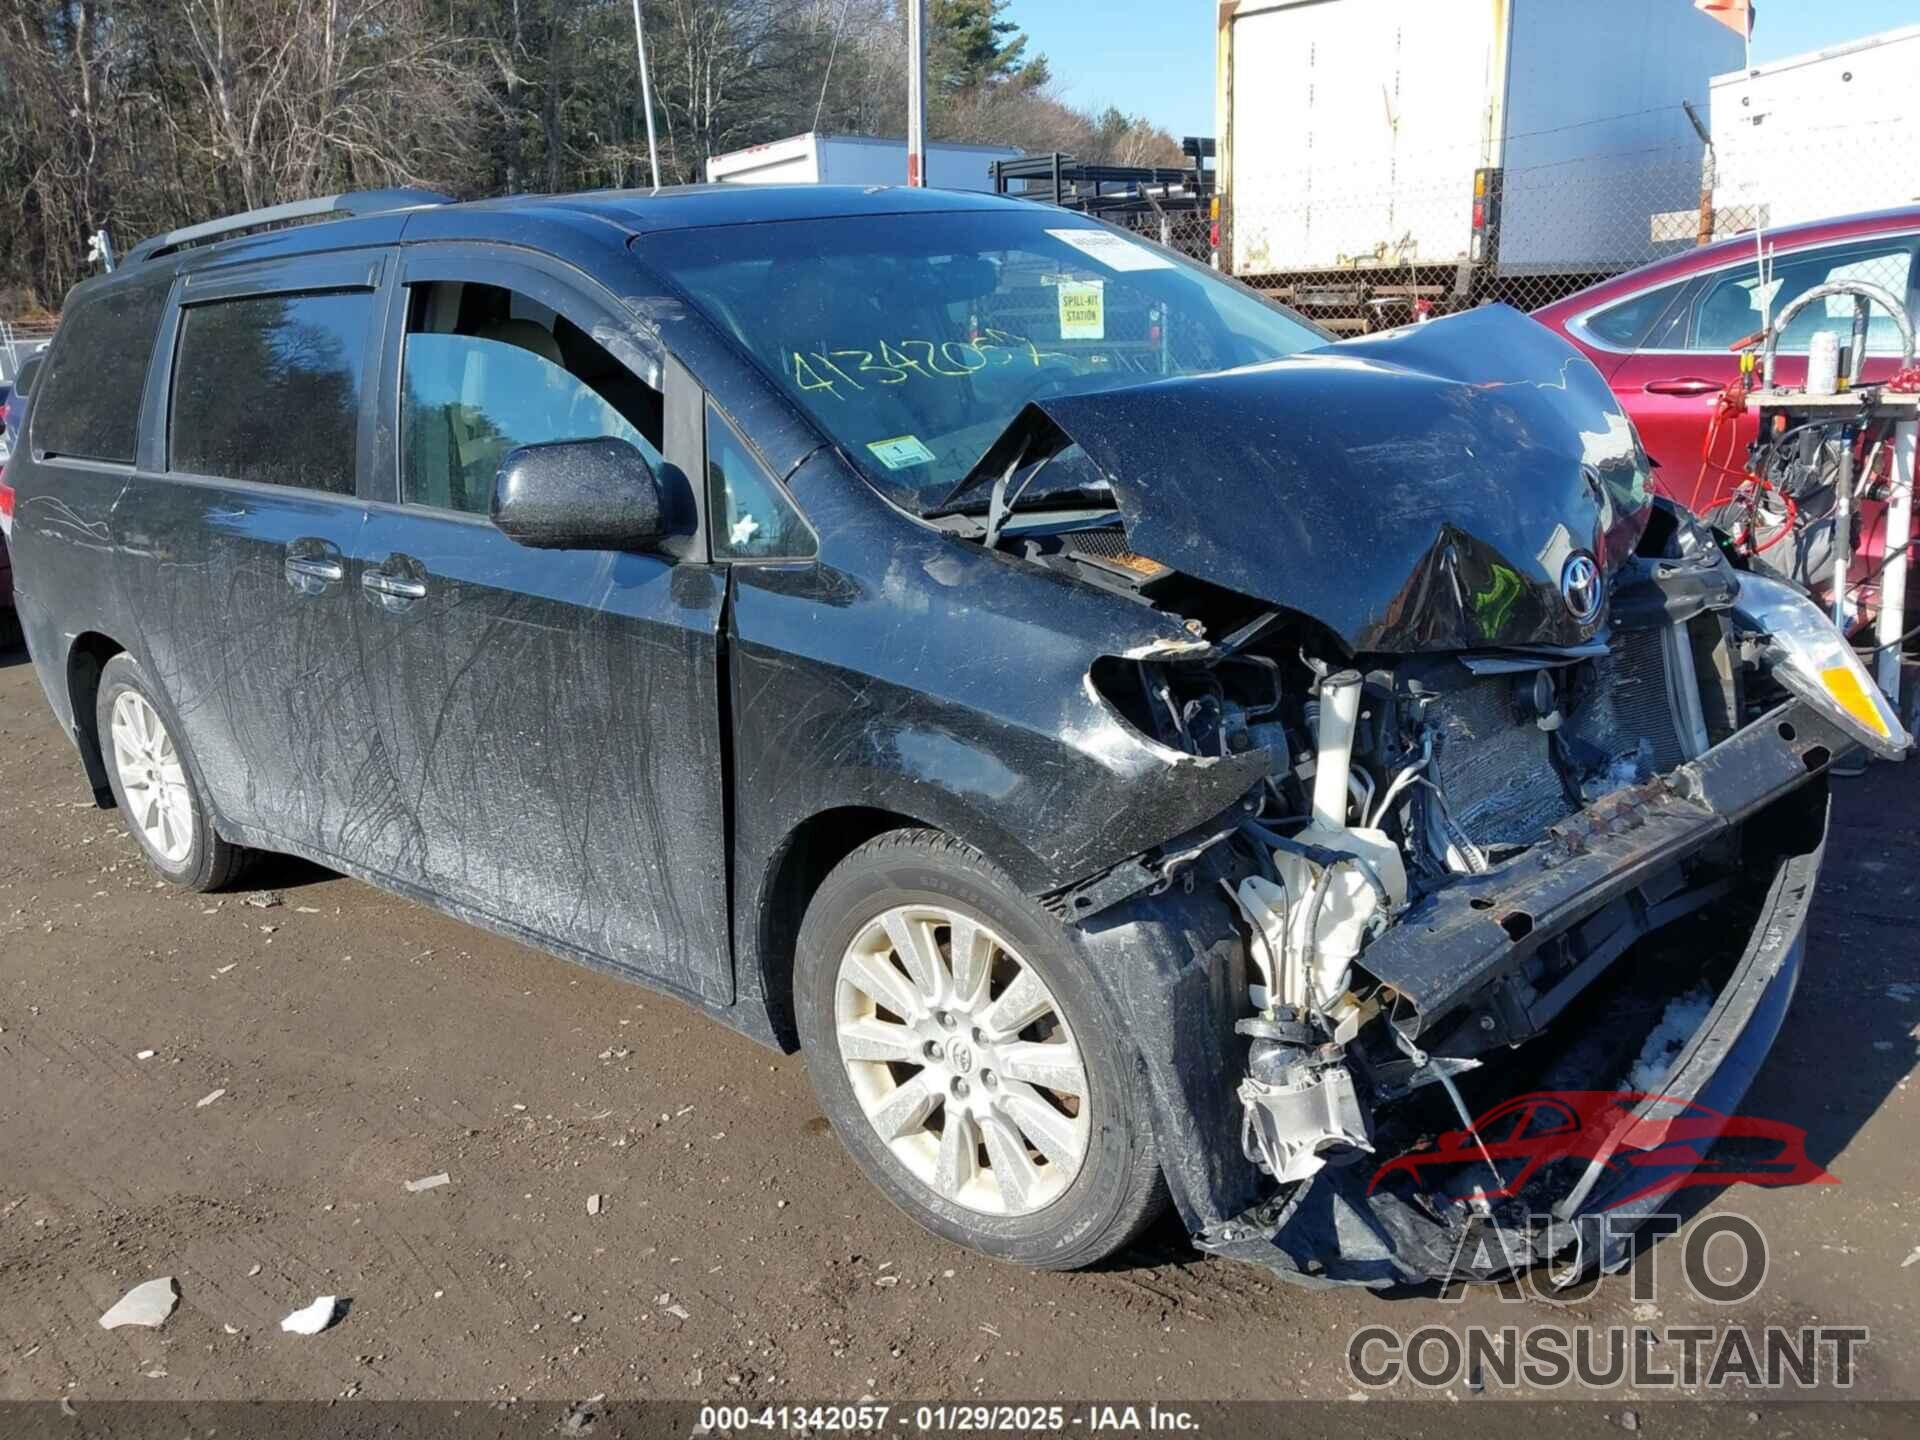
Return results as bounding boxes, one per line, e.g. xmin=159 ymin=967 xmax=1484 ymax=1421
xmin=1533 ymin=207 xmax=1920 ymax=611
xmin=1369 ymin=1090 xmax=1836 ymax=1211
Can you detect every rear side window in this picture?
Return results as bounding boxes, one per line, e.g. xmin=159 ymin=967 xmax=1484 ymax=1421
xmin=170 ymin=290 xmax=374 ymax=493
xmin=32 ymin=270 xmax=171 ymax=463
xmin=1581 ymin=281 xmax=1688 ymax=349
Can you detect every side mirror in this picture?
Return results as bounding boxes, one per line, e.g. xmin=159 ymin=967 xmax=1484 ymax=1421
xmin=491 ymin=437 xmax=669 ymax=551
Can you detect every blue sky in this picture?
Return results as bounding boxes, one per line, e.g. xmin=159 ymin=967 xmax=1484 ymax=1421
xmin=1010 ymin=0 xmax=1920 ymax=141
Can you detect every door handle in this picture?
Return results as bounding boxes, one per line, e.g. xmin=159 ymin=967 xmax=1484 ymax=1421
xmin=284 ymin=538 xmax=345 ymax=596
xmin=362 ymin=570 xmax=428 ymax=601
xmin=285 ymin=555 xmax=345 ymax=583
xmin=1642 ymin=377 xmax=1721 ymax=397
xmin=361 ymin=552 xmax=430 ymax=611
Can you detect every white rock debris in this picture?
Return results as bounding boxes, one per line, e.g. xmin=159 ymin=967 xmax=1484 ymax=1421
xmin=280 ymin=1295 xmax=342 ymax=1335
xmin=98 ymin=1277 xmax=178 ymax=1330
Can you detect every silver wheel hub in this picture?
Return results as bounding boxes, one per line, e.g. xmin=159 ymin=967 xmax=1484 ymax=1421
xmin=109 ymin=690 xmax=194 ymax=865
xmin=834 ymin=904 xmax=1090 ymax=1216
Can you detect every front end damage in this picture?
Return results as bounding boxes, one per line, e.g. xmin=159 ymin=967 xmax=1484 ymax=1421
xmin=1075 ymin=571 xmax=1875 ymax=1290
xmin=966 ymin=308 xmax=1910 ymax=1288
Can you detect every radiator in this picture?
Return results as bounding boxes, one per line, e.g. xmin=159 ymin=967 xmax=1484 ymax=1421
xmin=1426 ymin=621 xmax=1711 ymax=851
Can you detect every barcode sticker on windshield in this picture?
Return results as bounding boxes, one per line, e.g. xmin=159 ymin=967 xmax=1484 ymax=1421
xmin=867 ymin=434 xmax=937 ymax=470
xmin=1058 ymin=281 xmax=1105 ymax=340
xmin=1047 ymin=228 xmax=1175 ymax=272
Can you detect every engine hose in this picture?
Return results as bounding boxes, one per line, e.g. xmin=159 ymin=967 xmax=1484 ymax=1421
xmin=1857 ymin=616 xmax=1920 ymax=662
xmin=1750 ymin=487 xmax=1799 ymax=554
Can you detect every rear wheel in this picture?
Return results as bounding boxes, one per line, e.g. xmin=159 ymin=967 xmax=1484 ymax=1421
xmin=96 ymin=652 xmax=247 ymax=891
xmin=796 ymin=829 xmax=1167 ymax=1269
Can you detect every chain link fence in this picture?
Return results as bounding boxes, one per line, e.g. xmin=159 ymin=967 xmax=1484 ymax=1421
xmin=1110 ymin=118 xmax=1920 ymax=337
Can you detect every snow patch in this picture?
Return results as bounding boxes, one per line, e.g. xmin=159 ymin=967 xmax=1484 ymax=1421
xmin=1583 ymin=738 xmax=1656 ymax=804
xmin=1627 ymin=985 xmax=1714 ymax=1092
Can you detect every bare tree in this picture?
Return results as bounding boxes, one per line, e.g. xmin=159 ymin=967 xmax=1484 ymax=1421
xmin=0 ymin=0 xmax=1193 ymax=310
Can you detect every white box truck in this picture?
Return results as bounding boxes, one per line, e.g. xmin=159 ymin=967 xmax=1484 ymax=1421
xmin=1215 ymin=0 xmax=1744 ymax=328
xmin=1709 ymin=24 xmax=1920 ymax=232
xmin=706 ymin=132 xmax=1020 ymax=192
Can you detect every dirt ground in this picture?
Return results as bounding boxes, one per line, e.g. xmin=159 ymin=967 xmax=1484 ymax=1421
xmin=2 ymin=639 xmax=1917 ymax=1411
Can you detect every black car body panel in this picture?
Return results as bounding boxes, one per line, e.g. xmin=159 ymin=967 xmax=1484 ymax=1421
xmin=5 ymin=183 xmax=1865 ymax=1287
xmin=964 ymin=305 xmax=1652 ymax=654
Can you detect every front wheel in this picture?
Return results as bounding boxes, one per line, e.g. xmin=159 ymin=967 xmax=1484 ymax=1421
xmin=795 ymin=829 xmax=1167 ymax=1269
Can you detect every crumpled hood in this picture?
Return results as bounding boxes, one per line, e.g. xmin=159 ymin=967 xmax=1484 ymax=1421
xmin=974 ymin=304 xmax=1652 ymax=654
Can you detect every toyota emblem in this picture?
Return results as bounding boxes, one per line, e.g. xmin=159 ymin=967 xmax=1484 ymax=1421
xmin=1560 ymin=552 xmax=1603 ymax=625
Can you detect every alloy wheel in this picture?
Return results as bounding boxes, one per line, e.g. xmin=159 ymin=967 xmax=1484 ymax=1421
xmin=834 ymin=904 xmax=1090 ymax=1215
xmin=109 ymin=690 xmax=194 ymax=865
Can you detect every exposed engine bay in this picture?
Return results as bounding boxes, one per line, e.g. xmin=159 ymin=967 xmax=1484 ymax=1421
xmin=964 ymin=478 xmax=1899 ymax=1284
xmin=1060 ymin=502 xmax=1902 ymax=1286
xmin=924 ymin=306 xmax=1909 ymax=1285
xmin=1062 ymin=503 xmax=1757 ymax=1188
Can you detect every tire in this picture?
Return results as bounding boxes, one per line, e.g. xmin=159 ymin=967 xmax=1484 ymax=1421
xmin=95 ymin=652 xmax=248 ymax=892
xmin=796 ymin=828 xmax=1168 ymax=1269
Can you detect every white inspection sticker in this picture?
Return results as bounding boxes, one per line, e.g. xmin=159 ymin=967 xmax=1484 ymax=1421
xmin=867 ymin=434 xmax=937 ymax=470
xmin=1046 ymin=227 xmax=1176 ymax=272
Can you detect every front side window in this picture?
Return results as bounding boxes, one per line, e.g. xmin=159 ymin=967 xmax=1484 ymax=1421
xmin=171 ymin=290 xmax=373 ymax=492
xmin=400 ymin=281 xmax=664 ymax=516
xmin=645 ymin=212 xmax=1324 ymax=512
xmin=1687 ymin=241 xmax=1917 ymax=354
xmin=707 ymin=402 xmax=813 ymax=561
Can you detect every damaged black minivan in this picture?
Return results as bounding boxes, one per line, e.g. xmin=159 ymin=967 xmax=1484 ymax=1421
xmin=4 ymin=185 xmax=1907 ymax=1286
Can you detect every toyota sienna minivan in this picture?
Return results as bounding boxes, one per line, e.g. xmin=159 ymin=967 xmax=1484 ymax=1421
xmin=4 ymin=184 xmax=1901 ymax=1286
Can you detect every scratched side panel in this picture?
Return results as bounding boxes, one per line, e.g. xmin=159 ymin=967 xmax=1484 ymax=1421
xmin=10 ymin=463 xmax=135 ymax=755
xmin=727 ymin=450 xmax=1269 ymax=1014
xmin=348 ymin=508 xmax=734 ymax=1005
xmin=7 ymin=263 xmax=179 ymax=773
xmin=113 ymin=478 xmax=371 ymax=844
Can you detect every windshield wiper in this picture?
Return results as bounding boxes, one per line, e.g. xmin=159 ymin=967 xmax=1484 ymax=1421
xmin=984 ymin=449 xmax=1056 ymax=550
xmin=930 ymin=433 xmax=1031 ymax=517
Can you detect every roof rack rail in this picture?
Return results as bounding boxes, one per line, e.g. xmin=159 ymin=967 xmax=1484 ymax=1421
xmin=124 ymin=188 xmax=456 ymax=266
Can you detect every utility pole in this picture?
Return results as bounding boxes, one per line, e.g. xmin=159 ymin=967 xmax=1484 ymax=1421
xmin=906 ymin=0 xmax=926 ymax=186
xmin=631 ymin=0 xmax=661 ymax=189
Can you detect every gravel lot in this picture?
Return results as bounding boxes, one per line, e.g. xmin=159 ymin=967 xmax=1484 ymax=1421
xmin=2 ymin=640 xmax=1917 ymax=1410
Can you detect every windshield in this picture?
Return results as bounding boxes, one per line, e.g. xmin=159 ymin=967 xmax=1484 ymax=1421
xmin=642 ymin=210 xmax=1325 ymax=510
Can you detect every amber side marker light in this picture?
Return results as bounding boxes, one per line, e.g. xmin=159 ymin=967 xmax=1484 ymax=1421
xmin=1819 ymin=663 xmax=1893 ymax=741
xmin=1733 ymin=573 xmax=1909 ymax=761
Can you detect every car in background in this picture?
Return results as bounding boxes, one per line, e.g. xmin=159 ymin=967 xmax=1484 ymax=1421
xmin=1 ymin=376 xmax=17 ymax=642
xmin=1532 ymin=207 xmax=1920 ymax=611
xmin=1 ymin=354 xmax=42 ymax=645
xmin=3 ymin=352 xmax=42 ymax=456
